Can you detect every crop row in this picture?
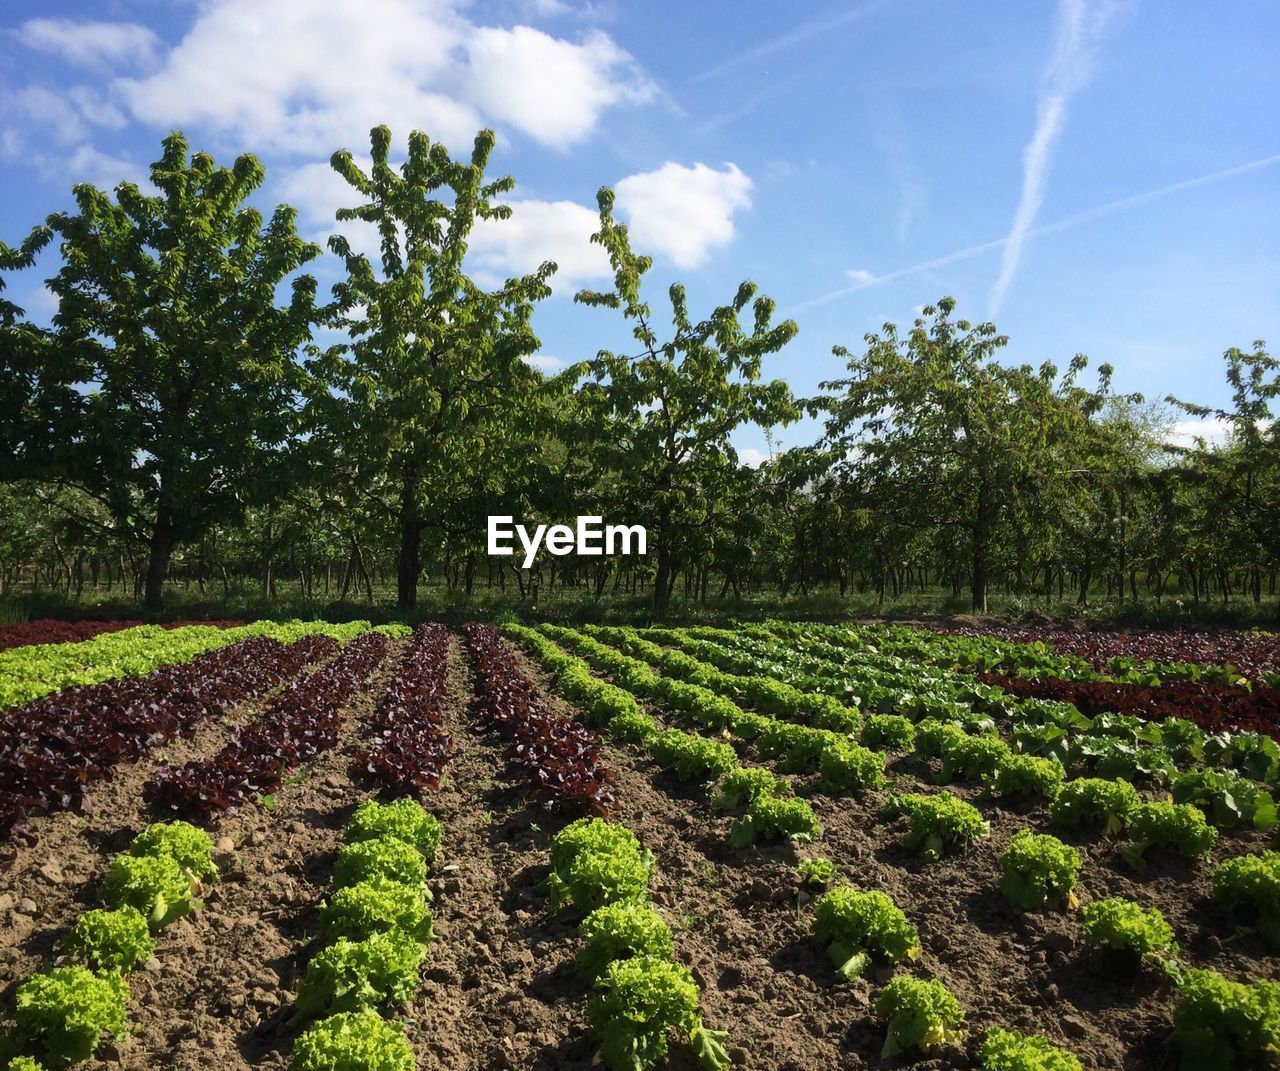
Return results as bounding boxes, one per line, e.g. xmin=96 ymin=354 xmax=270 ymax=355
xmin=465 ymin=623 xmax=619 ymax=816
xmin=2 ymin=820 xmax=222 ymax=1069
xmin=0 ymin=627 xmax=363 ymax=845
xmin=286 ymin=798 xmax=442 ymax=1071
xmin=353 ymin=623 xmax=454 ymax=798
xmin=0 ymin=618 xmax=377 ymax=711
xmin=143 ymin=629 xmax=392 ymax=825
xmin=0 ymin=619 xmax=246 ymax=654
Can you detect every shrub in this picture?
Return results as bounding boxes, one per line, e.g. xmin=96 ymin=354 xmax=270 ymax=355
xmin=1121 ymin=802 xmax=1218 ymax=870
xmin=12 ymin=966 xmax=129 ymax=1065
xmin=979 ymin=1027 xmax=1081 ymax=1071
xmin=1080 ymin=897 xmax=1179 ymax=973
xmin=577 ymin=902 xmax=675 ymax=982
xmin=875 ymin=975 xmax=965 ymax=1059
xmin=588 ymin=956 xmax=728 ymax=1071
xmin=333 ymin=837 xmax=428 ymax=889
xmin=1211 ymin=851 xmax=1280 ymax=951
xmin=101 ymin=852 xmax=196 ymax=929
xmin=999 ymin=831 xmax=1081 ymax=911
xmin=65 ymin=905 xmax=156 ymax=972
xmin=129 ymin=820 xmax=219 ymax=879
xmin=811 ymin=888 xmax=918 ymax=979
xmin=319 ymin=878 xmax=434 ymax=944
xmin=345 ymin=799 xmax=442 ymax=865
xmin=1169 ymin=969 xmax=1280 ymax=1071
xmin=1049 ymin=778 xmax=1140 ymax=834
xmin=289 ymin=1009 xmax=415 ymax=1071
xmin=291 ymin=931 xmax=426 ymax=1023
xmin=887 ymin=792 xmax=990 ymax=861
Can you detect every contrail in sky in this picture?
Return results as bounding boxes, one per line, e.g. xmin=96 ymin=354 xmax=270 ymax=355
xmin=788 ymin=153 xmax=1280 ymax=314
xmin=989 ymin=0 xmax=1127 ymax=316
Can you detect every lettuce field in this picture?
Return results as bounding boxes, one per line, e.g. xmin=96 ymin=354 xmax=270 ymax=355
xmin=1 ymin=619 xmax=1278 ymax=1071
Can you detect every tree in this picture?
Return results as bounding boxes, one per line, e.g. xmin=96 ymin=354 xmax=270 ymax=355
xmin=12 ymin=133 xmax=320 ymax=609
xmin=573 ymin=187 xmax=799 ymax=617
xmin=308 ymin=125 xmax=554 ymax=608
xmin=818 ymin=297 xmax=1123 ymax=611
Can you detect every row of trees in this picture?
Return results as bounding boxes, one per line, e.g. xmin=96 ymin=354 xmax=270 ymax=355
xmin=2 ymin=128 xmax=1277 ymax=616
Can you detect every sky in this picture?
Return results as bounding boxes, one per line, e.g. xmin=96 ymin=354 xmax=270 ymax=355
xmin=2 ymin=0 xmax=1277 ymax=462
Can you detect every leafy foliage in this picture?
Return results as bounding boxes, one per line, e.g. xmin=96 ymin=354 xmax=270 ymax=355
xmin=577 ymin=902 xmax=675 ymax=983
xmin=861 ymin=714 xmax=916 ymax=750
xmin=1121 ymin=802 xmax=1218 ymax=869
xmin=818 ymin=738 xmax=886 ymax=793
xmin=811 ymin=887 xmax=918 ymax=979
xmin=101 ymin=852 xmax=197 ymax=930
xmin=65 ymin=906 xmax=156 ymax=973
xmin=979 ymin=1027 xmax=1082 ymax=1071
xmin=1169 ymin=969 xmax=1280 ymax=1071
xmin=797 ymin=858 xmax=837 ymax=887
xmin=1049 ymin=778 xmax=1140 ymax=834
xmin=712 ymin=767 xmax=789 ymax=810
xmin=650 ymin=730 xmax=738 ymax=783
xmin=344 ymin=800 xmax=442 ymax=868
xmin=12 ymin=966 xmax=129 ymax=1066
xmin=874 ymin=975 xmax=966 ymax=1058
xmin=547 ymin=818 xmax=654 ymax=913
xmin=1212 ymin=851 xmax=1280 ymax=950
xmin=1081 ymin=897 xmax=1179 ymax=973
xmin=588 ymin=955 xmax=728 ymax=1071
xmin=288 ymin=1009 xmax=415 ymax=1071
xmin=318 ymin=878 xmax=434 ymax=945
xmin=729 ymin=793 xmax=821 ymax=848
xmin=986 ymin=754 xmax=1066 ymax=799
xmin=291 ymin=932 xmax=426 ymax=1023
xmin=130 ymin=820 xmax=219 ymax=880
xmin=334 ymin=837 xmax=428 ymax=891
xmin=999 ymin=831 xmax=1081 ymax=910
xmin=887 ymin=792 xmax=991 ymax=861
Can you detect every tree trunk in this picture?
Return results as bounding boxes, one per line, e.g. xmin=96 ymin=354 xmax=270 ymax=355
xmin=397 ymin=465 xmax=421 ymax=609
xmin=143 ymin=519 xmax=174 ymax=611
xmin=970 ymin=481 xmax=995 ymax=613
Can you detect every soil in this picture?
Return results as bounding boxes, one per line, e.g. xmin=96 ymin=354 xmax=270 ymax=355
xmin=2 ymin=627 xmax=1277 ymax=1071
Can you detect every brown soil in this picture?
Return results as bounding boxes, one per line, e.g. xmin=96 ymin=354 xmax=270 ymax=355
xmin=4 ymin=629 xmax=1277 ymax=1071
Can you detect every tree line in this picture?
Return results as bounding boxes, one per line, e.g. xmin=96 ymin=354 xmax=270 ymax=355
xmin=2 ymin=128 xmax=1276 ymax=617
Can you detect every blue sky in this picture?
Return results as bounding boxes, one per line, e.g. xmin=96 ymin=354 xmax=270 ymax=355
xmin=2 ymin=0 xmax=1277 ymax=460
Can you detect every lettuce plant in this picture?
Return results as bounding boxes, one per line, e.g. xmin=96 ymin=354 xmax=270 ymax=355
xmin=101 ymin=852 xmax=197 ymax=929
xmin=1171 ymin=769 xmax=1277 ymax=831
xmin=588 ymin=955 xmax=728 ymax=1071
xmin=986 ymin=754 xmax=1066 ymax=800
xmin=333 ymin=837 xmax=428 ymax=889
xmin=1049 ymin=778 xmax=1140 ymax=834
xmin=547 ymin=818 xmax=653 ymax=912
xmin=319 ymin=878 xmax=434 ymax=944
xmin=1169 ymin=969 xmax=1280 ymax=1071
xmin=1121 ymin=802 xmax=1218 ymax=870
xmin=797 ymin=857 xmax=837 ymax=887
xmin=874 ymin=975 xmax=965 ymax=1058
xmin=129 ymin=820 xmax=219 ymax=880
xmin=728 ymin=793 xmax=820 ymax=848
xmin=818 ymin=739 xmax=886 ymax=793
xmin=65 ymin=905 xmax=156 ymax=973
xmin=291 ymin=931 xmax=426 ymax=1023
xmin=7 ymin=1058 xmax=44 ymax=1071
xmin=13 ymin=966 xmax=129 ymax=1065
xmin=288 ymin=1009 xmax=415 ymax=1071
xmin=999 ymin=831 xmax=1081 ymax=911
xmin=811 ymin=887 xmax=918 ymax=979
xmin=1080 ymin=897 xmax=1179 ymax=974
xmin=1212 ymin=851 xmax=1280 ymax=950
xmin=861 ymin=714 xmax=916 ymax=750
xmin=577 ymin=902 xmax=675 ymax=982
xmin=649 ymin=730 xmax=738 ymax=782
xmin=712 ymin=767 xmax=788 ymax=810
xmin=979 ymin=1027 xmax=1081 ymax=1071
xmin=887 ymin=792 xmax=990 ymax=861
xmin=344 ymin=799 xmax=442 ymax=865
xmin=938 ymin=733 xmax=1012 ymax=784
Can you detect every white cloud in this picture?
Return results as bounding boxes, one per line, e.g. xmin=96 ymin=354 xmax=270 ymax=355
xmin=465 ymin=27 xmax=653 ymax=147
xmin=101 ymin=0 xmax=649 ymax=155
xmin=523 ymin=353 xmax=567 ymax=372
xmin=989 ymin=0 xmax=1127 ymax=315
xmin=15 ymin=18 xmax=160 ymax=68
xmin=1165 ymin=418 xmax=1234 ymax=450
xmin=614 ymin=162 xmax=752 ymax=268
xmin=846 ymin=268 xmax=875 ymax=284
xmin=11 ymin=87 xmax=86 ymax=144
xmin=469 ymin=198 xmax=611 ymax=290
xmin=738 ymin=447 xmax=770 ymax=468
xmin=66 ymin=145 xmax=149 ymax=189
